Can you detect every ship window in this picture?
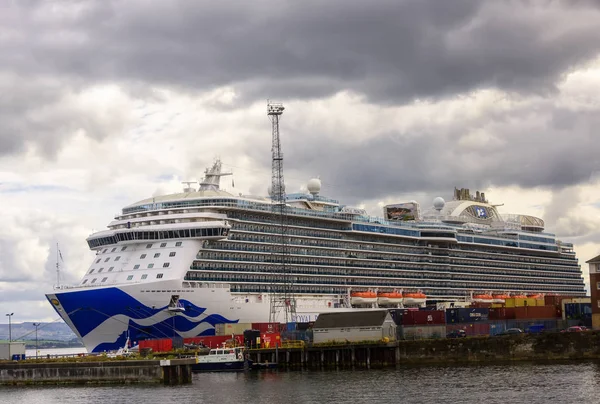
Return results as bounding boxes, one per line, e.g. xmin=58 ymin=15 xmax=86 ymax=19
xmin=157 ymin=273 xmax=164 ymax=279
xmin=89 ymin=269 xmax=95 ymax=274
xmin=140 ymin=254 xmax=147 ymax=259
xmin=148 ymin=263 xmax=154 ymax=268
xmin=96 ymin=259 xmax=101 ymax=264
xmin=82 ymin=279 xmax=88 ymax=284
xmin=154 ymin=253 xmax=160 ymax=258
xmin=98 ymin=268 xmax=104 ymax=273
xmin=111 ymin=248 xmax=117 ymax=252
xmin=142 ymin=274 xmax=148 ymax=280
xmin=146 ymin=243 xmax=153 ymax=248
xmin=160 ymin=243 xmax=167 ymax=247
xmin=104 ymin=258 xmax=110 ymax=262
xmin=102 ymin=249 xmax=107 ymax=254
xmin=134 ymin=264 xmax=140 ymax=269
xmin=163 ymin=262 xmax=170 ymax=268
xmin=121 ymin=246 xmax=127 ymax=251
xmin=176 ymin=242 xmax=182 ymax=247
xmin=114 ymin=256 xmax=121 ymax=261
xmin=127 ymin=275 xmax=134 ymax=280
xmin=169 ymin=252 xmax=176 ymax=257
xmin=101 ymin=277 xmax=108 ymax=283
xmin=91 ymin=278 xmax=97 ymax=283
xmin=597 ymin=282 xmax=600 ymax=290
xmin=108 ymin=266 xmax=114 ymax=272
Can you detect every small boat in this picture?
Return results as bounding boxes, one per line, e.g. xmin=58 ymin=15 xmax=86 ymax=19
xmin=492 ymin=294 xmax=511 ymax=304
xmin=350 ymin=291 xmax=377 ymax=305
xmin=192 ymin=346 xmax=252 ymax=372
xmin=377 ymin=291 xmax=403 ymax=306
xmin=403 ymin=292 xmax=427 ymax=306
xmin=472 ymin=294 xmax=494 ymax=304
xmin=527 ymin=293 xmax=544 ymax=299
xmin=512 ymin=294 xmax=528 ymax=299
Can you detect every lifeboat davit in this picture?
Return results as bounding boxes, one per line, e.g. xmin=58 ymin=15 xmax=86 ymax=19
xmin=350 ymin=291 xmax=378 ymax=305
xmin=472 ymin=294 xmax=494 ymax=304
xmin=492 ymin=294 xmax=511 ymax=304
xmin=403 ymin=292 xmax=427 ymax=306
xmin=377 ymin=291 xmax=403 ymax=306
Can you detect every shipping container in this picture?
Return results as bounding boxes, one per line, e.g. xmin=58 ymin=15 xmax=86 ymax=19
xmin=251 ymin=322 xmax=280 ymax=333
xmin=243 ymin=329 xmax=261 ymax=348
xmin=564 ymin=303 xmax=592 ymax=320
xmin=215 ymin=322 xmax=253 ymax=336
xmin=402 ymin=310 xmax=445 ymax=325
xmin=489 ymin=307 xmax=516 ymax=320
xmin=446 ymin=323 xmax=490 ymax=336
xmin=261 ymin=332 xmax=281 ymax=348
xmin=445 ymin=309 xmax=459 ymax=324
xmin=400 ymin=325 xmax=446 ymax=340
xmin=489 ymin=321 xmax=507 ymax=336
xmin=182 ymin=335 xmax=243 ymax=349
xmin=286 ymin=322 xmax=296 ymax=331
xmin=457 ymin=308 xmax=489 ymax=323
xmin=515 ymin=305 xmax=557 ymax=320
xmin=296 ymin=322 xmax=314 ymax=331
xmin=0 ymin=342 xmax=26 ymax=360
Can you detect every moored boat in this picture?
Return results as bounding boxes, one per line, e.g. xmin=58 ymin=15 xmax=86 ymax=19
xmin=492 ymin=294 xmax=511 ymax=304
xmin=192 ymin=346 xmax=251 ymax=372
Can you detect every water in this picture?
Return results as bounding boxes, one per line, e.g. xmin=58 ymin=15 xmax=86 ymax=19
xmin=1 ymin=361 xmax=599 ymax=403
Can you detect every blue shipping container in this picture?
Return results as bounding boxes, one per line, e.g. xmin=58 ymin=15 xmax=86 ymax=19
xmin=445 ymin=309 xmax=459 ymax=324
xmin=457 ymin=308 xmax=489 ymax=323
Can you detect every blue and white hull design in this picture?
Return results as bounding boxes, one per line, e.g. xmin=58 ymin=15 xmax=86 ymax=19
xmin=46 ymin=280 xmax=269 ymax=353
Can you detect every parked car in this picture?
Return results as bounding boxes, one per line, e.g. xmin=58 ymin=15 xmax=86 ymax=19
xmin=446 ymin=329 xmax=467 ymax=338
xmin=497 ymin=328 xmax=524 ymax=336
xmin=561 ymin=326 xmax=586 ymax=333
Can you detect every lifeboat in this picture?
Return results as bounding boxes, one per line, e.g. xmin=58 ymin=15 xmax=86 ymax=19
xmin=377 ymin=291 xmax=403 ymax=306
xmin=512 ymin=294 xmax=527 ymax=299
xmin=403 ymin=292 xmax=427 ymax=306
xmin=527 ymin=293 xmax=544 ymax=299
xmin=350 ymin=291 xmax=378 ymax=305
xmin=472 ymin=294 xmax=494 ymax=304
xmin=492 ymin=294 xmax=511 ymax=304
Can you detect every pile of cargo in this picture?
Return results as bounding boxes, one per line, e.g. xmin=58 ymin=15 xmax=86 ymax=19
xmin=390 ymin=295 xmax=592 ymax=340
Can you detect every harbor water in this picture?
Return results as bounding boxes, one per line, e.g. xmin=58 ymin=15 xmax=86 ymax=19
xmin=1 ymin=361 xmax=599 ymax=403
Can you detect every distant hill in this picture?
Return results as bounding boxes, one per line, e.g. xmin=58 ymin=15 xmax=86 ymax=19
xmin=0 ymin=322 xmax=78 ymax=342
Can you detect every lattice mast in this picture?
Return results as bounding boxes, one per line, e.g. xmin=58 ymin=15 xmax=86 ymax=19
xmin=267 ymin=101 xmax=296 ymax=323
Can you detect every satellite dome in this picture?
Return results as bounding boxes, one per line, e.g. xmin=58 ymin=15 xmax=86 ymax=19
xmin=433 ymin=197 xmax=445 ymax=211
xmin=307 ymin=178 xmax=322 ymax=195
xmin=267 ymin=185 xmax=273 ymax=196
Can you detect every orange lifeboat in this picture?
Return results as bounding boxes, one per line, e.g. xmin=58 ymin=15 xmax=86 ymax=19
xmin=350 ymin=291 xmax=378 ymax=305
xmin=527 ymin=293 xmax=544 ymax=299
xmin=377 ymin=291 xmax=403 ymax=306
xmin=472 ymin=294 xmax=494 ymax=304
xmin=403 ymin=292 xmax=427 ymax=306
xmin=512 ymin=294 xmax=527 ymax=299
xmin=492 ymin=294 xmax=511 ymax=304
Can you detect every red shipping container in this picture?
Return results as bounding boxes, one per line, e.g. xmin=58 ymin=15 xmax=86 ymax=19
xmin=515 ymin=305 xmax=557 ymax=319
xmin=489 ymin=308 xmax=516 ymax=320
xmin=446 ymin=323 xmax=490 ymax=337
xmin=252 ymin=322 xmax=280 ymax=333
xmin=261 ymin=332 xmax=281 ymax=348
xmin=403 ymin=310 xmax=445 ymax=325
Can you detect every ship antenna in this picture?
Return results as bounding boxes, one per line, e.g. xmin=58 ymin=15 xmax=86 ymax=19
xmin=267 ymin=101 xmax=296 ymax=324
xmin=55 ymin=243 xmax=62 ymax=289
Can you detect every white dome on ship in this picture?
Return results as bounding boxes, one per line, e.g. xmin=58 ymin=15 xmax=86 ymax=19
xmin=307 ymin=178 xmax=322 ymax=195
xmin=433 ymin=197 xmax=445 ymax=211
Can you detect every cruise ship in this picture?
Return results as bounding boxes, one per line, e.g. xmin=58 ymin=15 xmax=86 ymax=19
xmin=46 ymin=161 xmax=585 ymax=352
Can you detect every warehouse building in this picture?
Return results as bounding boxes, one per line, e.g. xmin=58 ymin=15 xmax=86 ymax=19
xmin=312 ymin=310 xmax=396 ymax=344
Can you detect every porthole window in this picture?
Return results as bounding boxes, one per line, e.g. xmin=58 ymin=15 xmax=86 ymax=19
xmin=133 ymin=264 xmax=140 ymax=269
xmin=127 ymin=275 xmax=134 ymax=280
xmin=169 ymin=252 xmax=176 ymax=257
xmin=163 ymin=262 xmax=170 ymax=268
xmin=146 ymin=244 xmax=153 ymax=249
xmin=154 ymin=253 xmax=160 ymax=258
xmin=160 ymin=243 xmax=167 ymax=247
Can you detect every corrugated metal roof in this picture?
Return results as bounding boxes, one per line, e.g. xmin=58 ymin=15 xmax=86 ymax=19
xmin=586 ymin=254 xmax=600 ymax=263
xmin=313 ymin=310 xmax=391 ymax=328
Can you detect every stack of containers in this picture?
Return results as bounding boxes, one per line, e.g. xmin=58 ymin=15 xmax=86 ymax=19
xmin=215 ymin=322 xmax=252 ymax=336
xmin=488 ymin=307 xmax=516 ymax=335
xmin=445 ymin=308 xmax=490 ymax=336
xmin=400 ymin=310 xmax=446 ymax=340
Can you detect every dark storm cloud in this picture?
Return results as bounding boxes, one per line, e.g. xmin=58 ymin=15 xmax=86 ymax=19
xmin=2 ymin=0 xmax=600 ymax=160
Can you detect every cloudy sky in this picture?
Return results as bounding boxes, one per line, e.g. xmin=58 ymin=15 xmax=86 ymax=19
xmin=1 ymin=0 xmax=600 ymax=324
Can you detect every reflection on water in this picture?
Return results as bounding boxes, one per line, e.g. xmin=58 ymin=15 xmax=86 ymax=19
xmin=1 ymin=362 xmax=600 ymax=404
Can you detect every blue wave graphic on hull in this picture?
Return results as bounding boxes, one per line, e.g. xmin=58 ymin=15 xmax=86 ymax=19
xmin=50 ymin=287 xmax=238 ymax=352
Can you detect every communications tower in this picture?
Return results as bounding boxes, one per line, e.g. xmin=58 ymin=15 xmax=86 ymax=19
xmin=267 ymin=101 xmax=296 ymax=323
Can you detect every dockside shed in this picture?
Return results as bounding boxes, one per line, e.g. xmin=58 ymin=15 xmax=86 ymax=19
xmin=312 ymin=310 xmax=396 ymax=344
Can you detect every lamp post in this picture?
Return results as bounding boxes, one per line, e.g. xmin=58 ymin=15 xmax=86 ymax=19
xmin=5 ymin=313 xmax=13 ymax=360
xmin=33 ymin=323 xmax=40 ymax=359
